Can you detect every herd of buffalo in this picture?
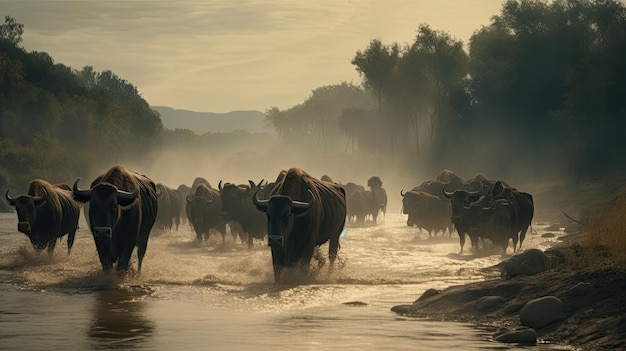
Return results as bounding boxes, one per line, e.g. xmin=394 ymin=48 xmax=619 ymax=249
xmin=4 ymin=165 xmax=533 ymax=280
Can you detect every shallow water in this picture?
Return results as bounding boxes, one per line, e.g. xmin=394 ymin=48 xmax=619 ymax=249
xmin=0 ymin=212 xmax=572 ymax=350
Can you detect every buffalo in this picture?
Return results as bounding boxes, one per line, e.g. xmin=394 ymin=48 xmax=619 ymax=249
xmin=400 ymin=169 xmax=463 ymax=237
xmin=346 ymin=189 xmax=368 ymax=226
xmin=444 ymin=177 xmax=534 ymax=255
xmin=253 ymin=168 xmax=347 ymax=280
xmin=473 ymin=198 xmax=518 ymax=254
xmin=366 ymin=176 xmax=388 ymax=223
xmin=6 ymin=179 xmax=81 ymax=255
xmin=443 ymin=181 xmax=483 ymax=253
xmin=155 ymin=183 xmax=183 ymax=232
xmin=481 ymin=181 xmax=535 ymax=251
xmin=186 ymin=183 xmax=226 ymax=242
xmin=73 ymin=165 xmax=158 ymax=273
xmin=219 ymin=179 xmax=267 ymax=248
xmin=401 ymin=189 xmax=453 ymax=237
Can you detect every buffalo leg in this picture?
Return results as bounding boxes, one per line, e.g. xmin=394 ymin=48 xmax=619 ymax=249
xmin=457 ymin=230 xmax=466 ymax=254
xmin=117 ymin=246 xmax=134 ymax=271
xmin=136 ymin=236 xmax=150 ymax=272
xmin=329 ymin=236 xmax=340 ymax=268
xmin=519 ymin=226 xmax=529 ymax=250
xmin=67 ymin=229 xmax=76 ymax=255
xmin=47 ymin=237 xmax=57 ymax=255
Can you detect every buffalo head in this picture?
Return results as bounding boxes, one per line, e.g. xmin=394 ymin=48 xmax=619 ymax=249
xmin=6 ymin=188 xmax=48 ymax=246
xmin=253 ymin=190 xmax=313 ymax=247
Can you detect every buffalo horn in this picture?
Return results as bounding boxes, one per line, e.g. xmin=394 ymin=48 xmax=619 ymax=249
xmin=186 ymin=194 xmax=193 ymax=203
xmin=5 ymin=189 xmax=16 ymax=206
xmin=218 ymin=180 xmax=223 ymax=191
xmin=400 ymin=189 xmax=406 ymax=197
xmin=155 ymin=185 xmax=163 ymax=197
xmin=116 ymin=186 xmax=139 ymax=203
xmin=467 ymin=181 xmax=483 ymax=196
xmin=252 ymin=190 xmax=268 ymax=206
xmin=292 ymin=189 xmax=314 ymax=210
xmin=72 ymin=178 xmax=92 ymax=199
xmin=442 ymin=184 xmax=455 ymax=198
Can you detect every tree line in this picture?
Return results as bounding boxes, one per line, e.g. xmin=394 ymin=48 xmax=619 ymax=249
xmin=1 ymin=0 xmax=625 ymax=197
xmin=0 ymin=16 xmax=163 ymax=194
xmin=266 ymin=0 xmax=626 ymax=182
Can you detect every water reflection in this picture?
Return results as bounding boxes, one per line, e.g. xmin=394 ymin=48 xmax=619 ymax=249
xmin=88 ymin=286 xmax=155 ymax=349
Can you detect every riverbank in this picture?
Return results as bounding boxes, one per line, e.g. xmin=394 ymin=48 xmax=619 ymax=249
xmin=391 ymin=182 xmax=626 ymax=350
xmin=392 ymin=241 xmax=626 ymax=350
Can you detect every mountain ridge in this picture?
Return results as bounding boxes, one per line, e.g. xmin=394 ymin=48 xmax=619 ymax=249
xmin=152 ymin=106 xmax=273 ymax=135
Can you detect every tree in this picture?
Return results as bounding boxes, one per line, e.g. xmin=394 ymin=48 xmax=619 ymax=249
xmin=0 ymin=16 xmax=23 ymax=45
xmin=265 ymin=83 xmax=373 ymax=152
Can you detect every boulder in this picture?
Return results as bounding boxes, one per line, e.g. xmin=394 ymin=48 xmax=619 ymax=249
xmin=493 ymin=327 xmax=537 ymax=345
xmin=520 ymin=296 xmax=566 ymax=329
xmin=501 ymin=249 xmax=551 ymax=279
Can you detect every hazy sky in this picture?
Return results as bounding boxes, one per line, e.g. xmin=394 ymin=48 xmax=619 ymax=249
xmin=3 ymin=1 xmax=505 ymax=113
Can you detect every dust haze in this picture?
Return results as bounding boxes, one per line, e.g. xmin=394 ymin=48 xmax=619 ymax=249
xmin=131 ymin=120 xmax=575 ymax=217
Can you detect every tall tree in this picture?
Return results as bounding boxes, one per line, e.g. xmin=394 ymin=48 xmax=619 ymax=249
xmin=352 ymin=39 xmax=400 ymax=153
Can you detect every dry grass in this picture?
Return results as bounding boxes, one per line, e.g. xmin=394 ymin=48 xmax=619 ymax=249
xmin=582 ymin=189 xmax=626 ymax=267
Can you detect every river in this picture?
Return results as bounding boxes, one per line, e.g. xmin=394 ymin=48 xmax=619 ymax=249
xmin=0 ymin=211 xmax=572 ymax=350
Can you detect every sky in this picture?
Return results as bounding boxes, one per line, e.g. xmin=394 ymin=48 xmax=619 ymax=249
xmin=2 ymin=1 xmax=505 ymax=113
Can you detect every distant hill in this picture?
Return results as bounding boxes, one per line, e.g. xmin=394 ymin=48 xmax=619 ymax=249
xmin=152 ymin=106 xmax=274 ymax=135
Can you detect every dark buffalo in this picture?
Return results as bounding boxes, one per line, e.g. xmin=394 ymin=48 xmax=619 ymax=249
xmin=474 ymin=197 xmax=518 ymax=254
xmin=186 ymin=183 xmax=226 ymax=242
xmin=366 ymin=176 xmax=387 ymax=223
xmin=339 ymin=182 xmax=367 ymax=226
xmin=486 ymin=181 xmax=535 ymax=251
xmin=444 ymin=177 xmax=533 ymax=254
xmin=401 ymin=189 xmax=453 ymax=237
xmin=443 ymin=181 xmax=483 ymax=253
xmin=219 ymin=179 xmax=267 ymax=248
xmin=156 ymin=183 xmax=183 ymax=232
xmin=72 ymin=165 xmax=158 ymax=272
xmin=253 ymin=168 xmax=347 ymax=280
xmin=346 ymin=189 xmax=367 ymax=226
xmin=400 ymin=170 xmax=463 ymax=237
xmin=176 ymin=183 xmax=191 ymax=223
xmin=6 ymin=179 xmax=81 ymax=254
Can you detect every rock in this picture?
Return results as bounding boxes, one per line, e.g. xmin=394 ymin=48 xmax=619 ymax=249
xmin=475 ymin=296 xmax=506 ymax=312
xmin=520 ymin=296 xmax=566 ymax=329
xmin=501 ymin=249 xmax=551 ymax=279
xmin=542 ymin=232 xmax=556 ymax=238
xmin=343 ymin=301 xmax=368 ymax=307
xmin=493 ymin=327 xmax=537 ymax=344
xmin=415 ymin=288 xmax=441 ymax=302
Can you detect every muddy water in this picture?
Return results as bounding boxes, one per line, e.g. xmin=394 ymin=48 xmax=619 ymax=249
xmin=0 ymin=212 xmax=571 ymax=350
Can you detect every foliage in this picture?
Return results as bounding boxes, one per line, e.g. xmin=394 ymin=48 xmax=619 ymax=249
xmin=265 ymin=82 xmax=374 ymax=153
xmin=0 ymin=16 xmax=23 ymax=45
xmin=0 ymin=16 xmax=163 ymax=191
xmin=264 ymin=0 xmax=626 ymax=182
